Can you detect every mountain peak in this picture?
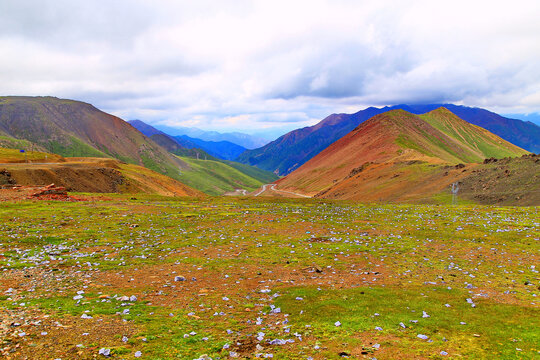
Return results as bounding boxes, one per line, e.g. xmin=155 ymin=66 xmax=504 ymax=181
xmin=275 ymin=108 xmax=528 ymax=195
xmin=238 ymin=103 xmax=539 ymax=175
xmin=0 ymin=96 xmax=190 ymax=178
xmin=427 ymin=106 xmax=454 ymax=116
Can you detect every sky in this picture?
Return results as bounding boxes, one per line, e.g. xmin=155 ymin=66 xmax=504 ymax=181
xmin=1 ymin=0 xmax=540 ymax=138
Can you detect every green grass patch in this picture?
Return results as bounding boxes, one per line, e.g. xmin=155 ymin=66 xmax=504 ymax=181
xmin=176 ymin=156 xmax=266 ymax=195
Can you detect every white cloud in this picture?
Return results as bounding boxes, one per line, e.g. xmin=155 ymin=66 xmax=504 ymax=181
xmin=1 ymin=0 xmax=540 ymax=133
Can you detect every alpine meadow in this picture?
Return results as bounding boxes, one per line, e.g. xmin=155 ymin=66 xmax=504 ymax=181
xmin=1 ymin=1 xmax=539 ymax=360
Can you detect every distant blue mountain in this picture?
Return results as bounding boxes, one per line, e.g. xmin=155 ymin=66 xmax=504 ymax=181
xmin=501 ymin=112 xmax=540 ymax=126
xmin=129 ymin=119 xmax=164 ymax=137
xmin=129 ymin=119 xmax=213 ymax=158
xmin=237 ymin=104 xmax=540 ymax=175
xmin=129 ymin=120 xmax=247 ymax=161
xmin=173 ymin=135 xmax=246 ymax=161
xmin=154 ymin=125 xmax=268 ymax=149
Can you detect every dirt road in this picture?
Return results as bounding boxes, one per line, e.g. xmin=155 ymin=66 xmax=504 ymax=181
xmin=254 ymin=183 xmax=311 ymax=198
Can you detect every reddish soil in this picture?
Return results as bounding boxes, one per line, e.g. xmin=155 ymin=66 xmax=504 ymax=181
xmin=0 ymin=158 xmax=203 ymax=197
xmin=0 ymin=185 xmax=91 ymax=202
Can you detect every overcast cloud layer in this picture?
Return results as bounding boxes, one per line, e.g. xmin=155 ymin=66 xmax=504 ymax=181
xmin=1 ymin=0 xmax=540 ymax=135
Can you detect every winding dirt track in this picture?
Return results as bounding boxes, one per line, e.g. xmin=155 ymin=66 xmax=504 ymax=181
xmin=254 ymin=183 xmax=311 ymax=198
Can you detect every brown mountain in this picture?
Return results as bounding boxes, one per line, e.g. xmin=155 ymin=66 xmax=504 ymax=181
xmin=238 ymin=104 xmax=540 ymax=176
xmin=275 ymin=108 xmax=531 ymax=202
xmin=0 ymin=96 xmax=189 ymax=179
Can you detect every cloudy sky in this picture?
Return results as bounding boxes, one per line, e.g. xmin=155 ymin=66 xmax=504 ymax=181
xmin=1 ymin=0 xmax=540 ymax=137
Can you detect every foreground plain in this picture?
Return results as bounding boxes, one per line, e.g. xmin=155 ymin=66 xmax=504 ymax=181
xmin=0 ymin=196 xmax=538 ymax=359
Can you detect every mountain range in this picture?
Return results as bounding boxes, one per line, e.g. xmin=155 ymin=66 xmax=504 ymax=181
xmin=1 ymin=96 xmax=537 ymax=204
xmin=128 ymin=119 xmax=278 ymax=194
xmin=173 ymin=135 xmax=246 ymax=161
xmin=237 ymin=104 xmax=540 ymax=175
xmin=151 ymin=123 xmax=269 ymax=149
xmin=129 ymin=120 xmax=246 ymax=161
xmin=0 ymin=97 xmax=278 ymax=196
xmin=275 ymin=107 xmax=536 ymax=204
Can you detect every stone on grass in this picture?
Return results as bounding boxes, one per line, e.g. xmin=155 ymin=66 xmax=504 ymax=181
xmin=99 ymin=348 xmax=111 ymax=357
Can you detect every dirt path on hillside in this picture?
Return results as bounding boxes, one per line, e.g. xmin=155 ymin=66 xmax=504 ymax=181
xmin=254 ymin=184 xmax=311 ymax=198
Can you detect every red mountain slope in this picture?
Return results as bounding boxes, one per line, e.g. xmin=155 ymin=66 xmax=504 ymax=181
xmin=276 ymin=108 xmax=528 ymax=197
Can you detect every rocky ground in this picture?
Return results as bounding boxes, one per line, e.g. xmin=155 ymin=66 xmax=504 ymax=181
xmin=0 ymin=195 xmax=538 ymax=359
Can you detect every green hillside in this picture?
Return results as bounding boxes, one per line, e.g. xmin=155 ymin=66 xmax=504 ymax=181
xmin=385 ymin=110 xmax=485 ymax=163
xmin=175 ymin=156 xmax=267 ymax=195
xmin=222 ymin=160 xmax=279 ymax=183
xmin=419 ymin=108 xmax=528 ymax=160
xmin=384 ymin=109 xmax=528 ymax=164
xmin=0 ymin=134 xmax=47 ymax=152
xmin=0 ymin=147 xmax=64 ymax=163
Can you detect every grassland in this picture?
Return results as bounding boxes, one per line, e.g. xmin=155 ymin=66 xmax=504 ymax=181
xmin=0 ymin=136 xmax=48 ymax=154
xmin=0 ymin=148 xmax=64 ymax=163
xmin=221 ymin=161 xmax=279 ymax=184
xmin=175 ymin=156 xmax=271 ymax=195
xmin=0 ymin=196 xmax=538 ymax=359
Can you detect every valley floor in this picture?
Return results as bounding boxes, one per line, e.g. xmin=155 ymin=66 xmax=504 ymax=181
xmin=0 ymin=196 xmax=538 ymax=359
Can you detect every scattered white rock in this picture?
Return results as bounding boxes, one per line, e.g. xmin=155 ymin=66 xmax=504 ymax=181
xmin=99 ymin=348 xmax=111 ymax=357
